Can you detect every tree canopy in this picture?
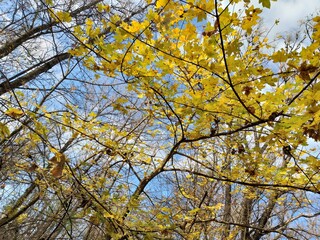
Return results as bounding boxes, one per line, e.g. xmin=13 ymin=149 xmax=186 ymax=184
xmin=0 ymin=0 xmax=320 ymax=239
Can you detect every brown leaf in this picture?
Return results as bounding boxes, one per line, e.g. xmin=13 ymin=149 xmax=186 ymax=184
xmin=50 ymin=154 xmax=66 ymax=178
xmin=207 ymin=30 xmax=216 ymax=37
xmin=49 ymin=155 xmax=58 ymax=164
xmin=238 ymin=144 xmax=245 ymax=154
xmin=305 ymin=65 xmax=318 ymax=73
xmin=245 ymin=168 xmax=256 ymax=176
xmin=298 ymin=61 xmax=308 ymax=71
xmin=247 ymin=106 xmax=255 ymax=114
xmin=28 ymin=163 xmax=38 ymax=172
xmin=297 ymin=61 xmax=318 ymax=81
xmin=214 ymin=18 xmax=219 ymax=32
xmin=203 ymin=30 xmax=217 ymax=37
xmin=299 ymin=71 xmax=310 ymax=81
xmin=242 ymin=86 xmax=253 ymax=96
xmin=105 ymin=148 xmax=116 ymax=156
xmin=202 ymin=19 xmax=219 ymax=38
xmin=303 ymin=125 xmax=320 ymax=141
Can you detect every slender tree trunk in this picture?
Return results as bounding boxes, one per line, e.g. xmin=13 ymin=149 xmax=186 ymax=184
xmin=241 ymin=197 xmax=253 ymax=240
xmin=222 ymin=155 xmax=232 ymax=239
xmin=222 ymin=183 xmax=232 ymax=239
xmin=251 ymin=192 xmax=282 ymax=240
xmin=0 ymin=183 xmax=38 ymax=227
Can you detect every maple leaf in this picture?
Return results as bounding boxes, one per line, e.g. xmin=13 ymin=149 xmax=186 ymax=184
xmin=49 ymin=150 xmax=67 ymax=178
xmin=259 ymin=0 xmax=271 ymax=8
xmin=55 ymin=11 xmax=72 ymax=22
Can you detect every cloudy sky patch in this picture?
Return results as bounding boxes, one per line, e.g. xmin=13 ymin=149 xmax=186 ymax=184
xmin=259 ymin=0 xmax=320 ymax=37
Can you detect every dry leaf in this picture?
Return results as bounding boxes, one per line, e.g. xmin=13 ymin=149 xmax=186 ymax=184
xmin=50 ymin=153 xmax=66 ymax=178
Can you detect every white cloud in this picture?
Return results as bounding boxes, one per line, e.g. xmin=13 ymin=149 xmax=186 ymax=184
xmin=220 ymin=0 xmax=320 ymax=40
xmin=259 ymin=0 xmax=320 ymax=37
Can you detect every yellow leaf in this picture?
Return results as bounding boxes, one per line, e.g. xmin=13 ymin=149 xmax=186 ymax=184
xmin=156 ymin=0 xmax=167 ymax=9
xmin=271 ymin=49 xmax=288 ymax=62
xmin=5 ymin=108 xmax=24 ymax=118
xmin=188 ymin=208 xmax=200 ymax=215
xmin=161 ymin=207 xmax=171 ymax=212
xmin=137 ymin=93 xmax=144 ymax=98
xmin=56 ymin=11 xmax=72 ymax=22
xmin=313 ymin=16 xmax=320 ymax=22
xmin=128 ymin=20 xmax=143 ymax=33
xmin=0 ymin=122 xmax=10 ymax=138
xmin=45 ymin=0 xmax=53 ymax=5
xmin=97 ymin=3 xmax=110 ymax=13
xmin=89 ymin=111 xmax=97 ymax=118
xmin=103 ymin=211 xmax=115 ymax=219
xmin=17 ymin=213 xmax=28 ymax=223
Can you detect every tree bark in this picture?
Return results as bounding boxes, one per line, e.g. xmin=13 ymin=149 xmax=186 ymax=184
xmin=0 ymin=0 xmax=103 ymax=59
xmin=0 ymin=52 xmax=71 ymax=95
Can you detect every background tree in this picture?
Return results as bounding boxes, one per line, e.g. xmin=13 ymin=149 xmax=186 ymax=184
xmin=0 ymin=0 xmax=151 ymax=238
xmin=0 ymin=0 xmax=320 ymax=239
